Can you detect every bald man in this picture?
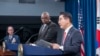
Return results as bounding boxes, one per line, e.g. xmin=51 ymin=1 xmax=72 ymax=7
xmin=37 ymin=12 xmax=58 ymax=43
xmin=4 ymin=26 xmax=20 ymax=44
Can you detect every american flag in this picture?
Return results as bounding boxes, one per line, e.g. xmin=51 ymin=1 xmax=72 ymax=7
xmin=78 ymin=9 xmax=85 ymax=56
xmin=78 ymin=0 xmax=85 ymax=56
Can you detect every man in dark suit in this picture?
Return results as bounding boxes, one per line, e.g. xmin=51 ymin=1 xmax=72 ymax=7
xmin=4 ymin=26 xmax=20 ymax=44
xmin=51 ymin=12 xmax=83 ymax=56
xmin=37 ymin=12 xmax=58 ymax=43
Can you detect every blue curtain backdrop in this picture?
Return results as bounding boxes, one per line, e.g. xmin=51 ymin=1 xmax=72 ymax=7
xmin=65 ymin=0 xmax=96 ymax=56
xmin=65 ymin=0 xmax=78 ymax=28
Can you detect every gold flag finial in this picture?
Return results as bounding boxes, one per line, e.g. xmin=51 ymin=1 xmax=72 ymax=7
xmin=18 ymin=44 xmax=23 ymax=56
xmin=2 ymin=42 xmax=6 ymax=52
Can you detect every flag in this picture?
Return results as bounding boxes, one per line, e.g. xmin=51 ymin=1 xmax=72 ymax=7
xmin=78 ymin=9 xmax=85 ymax=56
xmin=96 ymin=0 xmax=100 ymax=56
xmin=78 ymin=0 xmax=85 ymax=55
xmin=96 ymin=17 xmax=100 ymax=56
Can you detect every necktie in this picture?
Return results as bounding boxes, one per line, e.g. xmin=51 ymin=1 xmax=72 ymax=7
xmin=42 ymin=24 xmax=46 ymax=32
xmin=62 ymin=32 xmax=67 ymax=45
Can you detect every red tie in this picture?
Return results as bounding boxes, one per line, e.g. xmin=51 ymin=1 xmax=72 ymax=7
xmin=62 ymin=32 xmax=67 ymax=45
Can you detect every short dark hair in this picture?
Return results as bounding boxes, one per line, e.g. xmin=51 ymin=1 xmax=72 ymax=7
xmin=60 ymin=12 xmax=72 ymax=23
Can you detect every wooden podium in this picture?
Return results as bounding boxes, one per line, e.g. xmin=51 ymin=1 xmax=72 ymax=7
xmin=0 ymin=49 xmax=16 ymax=56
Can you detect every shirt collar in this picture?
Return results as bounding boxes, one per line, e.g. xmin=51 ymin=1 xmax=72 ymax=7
xmin=9 ymin=35 xmax=13 ymax=39
xmin=64 ymin=24 xmax=73 ymax=34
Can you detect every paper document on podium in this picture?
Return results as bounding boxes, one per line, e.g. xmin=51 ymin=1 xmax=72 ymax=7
xmin=30 ymin=43 xmax=37 ymax=46
xmin=35 ymin=39 xmax=52 ymax=48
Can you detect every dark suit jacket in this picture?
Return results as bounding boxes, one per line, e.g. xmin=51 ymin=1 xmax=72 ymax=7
xmin=57 ymin=27 xmax=83 ymax=56
xmin=4 ymin=35 xmax=20 ymax=44
xmin=38 ymin=21 xmax=58 ymax=43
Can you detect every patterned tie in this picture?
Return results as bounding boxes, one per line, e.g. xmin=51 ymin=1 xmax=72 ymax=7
xmin=62 ymin=32 xmax=67 ymax=45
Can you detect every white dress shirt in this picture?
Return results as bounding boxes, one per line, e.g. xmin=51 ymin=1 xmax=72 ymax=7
xmin=9 ymin=35 xmax=13 ymax=40
xmin=42 ymin=24 xmax=47 ymax=31
xmin=96 ymin=47 xmax=100 ymax=56
xmin=59 ymin=24 xmax=73 ymax=51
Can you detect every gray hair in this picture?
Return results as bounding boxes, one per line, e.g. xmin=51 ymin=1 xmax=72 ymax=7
xmin=41 ymin=12 xmax=50 ymax=17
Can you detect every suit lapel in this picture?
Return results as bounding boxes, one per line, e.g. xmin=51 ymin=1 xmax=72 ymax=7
xmin=38 ymin=24 xmax=49 ymax=39
xmin=11 ymin=35 xmax=14 ymax=41
xmin=66 ymin=27 xmax=74 ymax=40
xmin=42 ymin=25 xmax=48 ymax=37
xmin=7 ymin=36 xmax=11 ymax=43
xmin=43 ymin=22 xmax=52 ymax=36
xmin=64 ymin=27 xmax=75 ymax=44
xmin=38 ymin=22 xmax=52 ymax=39
xmin=7 ymin=35 xmax=14 ymax=43
xmin=39 ymin=25 xmax=44 ymax=35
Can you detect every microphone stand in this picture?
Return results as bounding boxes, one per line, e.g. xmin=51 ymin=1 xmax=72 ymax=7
xmin=25 ymin=33 xmax=38 ymax=44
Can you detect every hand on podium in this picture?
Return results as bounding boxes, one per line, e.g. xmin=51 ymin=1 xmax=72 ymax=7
xmin=51 ymin=43 xmax=60 ymax=49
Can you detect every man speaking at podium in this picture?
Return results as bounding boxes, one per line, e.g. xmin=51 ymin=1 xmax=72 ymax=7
xmin=51 ymin=12 xmax=83 ymax=56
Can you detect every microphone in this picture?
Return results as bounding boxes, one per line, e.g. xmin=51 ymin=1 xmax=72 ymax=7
xmin=25 ymin=33 xmax=38 ymax=44
xmin=14 ymin=27 xmax=24 ymax=34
